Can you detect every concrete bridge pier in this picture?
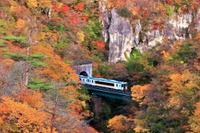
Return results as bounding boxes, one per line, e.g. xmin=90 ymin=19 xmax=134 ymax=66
xmin=92 ymin=95 xmax=103 ymax=113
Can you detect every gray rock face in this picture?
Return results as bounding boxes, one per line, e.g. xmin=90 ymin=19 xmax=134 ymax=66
xmin=99 ymin=0 xmax=110 ymax=43
xmin=136 ymin=13 xmax=194 ymax=52
xmin=99 ymin=0 xmax=134 ymax=63
xmin=100 ymin=2 xmax=199 ymax=63
xmin=100 ymin=0 xmax=135 ymax=63
xmin=108 ymin=9 xmax=134 ymax=63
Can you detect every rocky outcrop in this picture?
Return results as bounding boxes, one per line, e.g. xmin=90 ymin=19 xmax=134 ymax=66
xmin=99 ymin=0 xmax=110 ymax=43
xmin=100 ymin=2 xmax=199 ymax=63
xmin=108 ymin=9 xmax=134 ymax=63
xmin=137 ymin=13 xmax=193 ymax=51
xmin=100 ymin=1 xmax=134 ymax=63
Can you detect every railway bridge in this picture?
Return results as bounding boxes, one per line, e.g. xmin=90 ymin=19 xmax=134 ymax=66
xmin=73 ymin=61 xmax=131 ymax=101
xmin=84 ymin=85 xmax=131 ymax=101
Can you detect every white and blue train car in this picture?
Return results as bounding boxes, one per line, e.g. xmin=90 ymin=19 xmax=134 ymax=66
xmin=80 ymin=75 xmax=127 ymax=91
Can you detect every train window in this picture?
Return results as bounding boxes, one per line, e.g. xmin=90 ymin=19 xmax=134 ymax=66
xmin=87 ymin=79 xmax=89 ymax=82
xmin=95 ymin=81 xmax=114 ymax=87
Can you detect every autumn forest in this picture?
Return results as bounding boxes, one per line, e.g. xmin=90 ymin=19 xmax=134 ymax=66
xmin=0 ymin=0 xmax=200 ymax=133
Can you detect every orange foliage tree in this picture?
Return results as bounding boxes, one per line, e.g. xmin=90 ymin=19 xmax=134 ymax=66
xmin=14 ymin=89 xmax=44 ymax=108
xmin=31 ymin=43 xmax=79 ymax=81
xmin=0 ymin=96 xmax=57 ymax=133
xmin=131 ymin=84 xmax=159 ymax=105
xmin=108 ymin=115 xmax=130 ymax=133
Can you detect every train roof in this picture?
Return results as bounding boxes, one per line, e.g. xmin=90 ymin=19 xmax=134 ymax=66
xmin=80 ymin=75 xmax=127 ymax=84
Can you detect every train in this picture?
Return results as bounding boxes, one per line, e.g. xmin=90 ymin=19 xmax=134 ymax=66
xmin=79 ymin=75 xmax=127 ymax=91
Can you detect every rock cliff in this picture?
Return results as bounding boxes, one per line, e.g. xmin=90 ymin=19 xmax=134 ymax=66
xmin=100 ymin=2 xmax=200 ymax=63
xmin=100 ymin=1 xmax=134 ymax=63
xmin=108 ymin=9 xmax=134 ymax=63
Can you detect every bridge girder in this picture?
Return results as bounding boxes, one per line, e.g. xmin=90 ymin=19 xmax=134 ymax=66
xmin=84 ymin=85 xmax=132 ymax=101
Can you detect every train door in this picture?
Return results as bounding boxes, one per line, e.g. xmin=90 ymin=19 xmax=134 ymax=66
xmin=121 ymin=84 xmax=127 ymax=91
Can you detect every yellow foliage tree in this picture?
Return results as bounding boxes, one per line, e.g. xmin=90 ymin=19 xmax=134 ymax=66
xmin=76 ymin=31 xmax=85 ymax=44
xmin=168 ymin=70 xmax=200 ymax=95
xmin=189 ymin=102 xmax=200 ymax=133
xmin=26 ymin=0 xmax=52 ymax=8
xmin=26 ymin=0 xmax=38 ymax=8
xmin=134 ymin=118 xmax=149 ymax=133
xmin=38 ymin=0 xmax=52 ymax=8
xmin=59 ymin=85 xmax=79 ymax=100
xmin=131 ymin=84 xmax=155 ymax=105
